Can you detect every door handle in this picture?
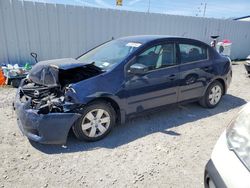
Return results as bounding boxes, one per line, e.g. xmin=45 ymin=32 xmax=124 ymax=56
xmin=203 ymin=66 xmax=212 ymax=71
xmin=168 ymin=74 xmax=176 ymax=80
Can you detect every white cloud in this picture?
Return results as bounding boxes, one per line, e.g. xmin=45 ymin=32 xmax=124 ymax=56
xmin=165 ymin=10 xmax=194 ymax=16
xmin=74 ymin=0 xmax=98 ymax=7
xmin=201 ymin=2 xmax=250 ymax=18
xmin=128 ymin=0 xmax=143 ymax=6
xmin=94 ymin=0 xmax=112 ymax=8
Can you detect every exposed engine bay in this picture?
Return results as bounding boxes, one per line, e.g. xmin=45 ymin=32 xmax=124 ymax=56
xmin=18 ymin=58 xmax=103 ymax=114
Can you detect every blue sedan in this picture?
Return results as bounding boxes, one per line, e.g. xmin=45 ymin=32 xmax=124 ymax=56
xmin=14 ymin=35 xmax=232 ymax=144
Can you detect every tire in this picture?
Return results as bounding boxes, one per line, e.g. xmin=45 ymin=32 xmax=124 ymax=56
xmin=199 ymin=81 xmax=224 ymax=108
xmin=72 ymin=101 xmax=116 ymax=141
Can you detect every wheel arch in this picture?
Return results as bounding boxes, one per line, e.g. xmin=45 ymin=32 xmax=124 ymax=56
xmin=203 ymin=78 xmax=226 ymax=96
xmin=199 ymin=78 xmax=226 ymax=108
xmin=88 ymin=96 xmax=122 ymax=124
xmin=214 ymin=78 xmax=226 ymax=95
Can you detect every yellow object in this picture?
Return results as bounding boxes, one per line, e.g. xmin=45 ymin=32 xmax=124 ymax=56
xmin=0 ymin=68 xmax=6 ymax=86
xmin=116 ymin=0 xmax=122 ymax=6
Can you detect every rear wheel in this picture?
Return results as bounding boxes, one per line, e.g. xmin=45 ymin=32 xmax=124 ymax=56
xmin=199 ymin=81 xmax=223 ymax=108
xmin=72 ymin=101 xmax=116 ymax=141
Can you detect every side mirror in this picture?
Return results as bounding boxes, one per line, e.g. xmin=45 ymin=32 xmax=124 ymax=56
xmin=30 ymin=52 xmax=38 ymax=63
xmin=129 ymin=63 xmax=148 ymax=75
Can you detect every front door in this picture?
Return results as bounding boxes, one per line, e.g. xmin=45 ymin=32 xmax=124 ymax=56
xmin=124 ymin=43 xmax=180 ymax=114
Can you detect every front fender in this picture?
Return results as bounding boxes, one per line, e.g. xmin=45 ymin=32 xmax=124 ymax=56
xmin=86 ymin=92 xmax=126 ymax=123
xmin=65 ymin=69 xmax=124 ymax=104
xmin=66 ymin=90 xmax=126 ymax=124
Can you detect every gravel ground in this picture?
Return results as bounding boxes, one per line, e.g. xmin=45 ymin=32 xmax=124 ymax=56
xmin=1 ymin=62 xmax=249 ymax=188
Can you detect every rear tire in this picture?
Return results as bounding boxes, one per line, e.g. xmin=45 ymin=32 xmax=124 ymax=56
xmin=72 ymin=101 xmax=116 ymax=141
xmin=199 ymin=81 xmax=223 ymax=108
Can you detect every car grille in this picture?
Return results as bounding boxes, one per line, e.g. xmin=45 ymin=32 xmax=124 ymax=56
xmin=21 ymin=87 xmax=51 ymax=99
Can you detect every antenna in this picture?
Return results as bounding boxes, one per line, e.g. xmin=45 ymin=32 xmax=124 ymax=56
xmin=203 ymin=3 xmax=207 ymax=17
xmin=196 ymin=2 xmax=207 ymax=17
xmin=147 ymin=0 xmax=151 ymax=13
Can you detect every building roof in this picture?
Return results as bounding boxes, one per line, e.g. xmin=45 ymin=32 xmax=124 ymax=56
xmin=234 ymin=15 xmax=250 ymax=21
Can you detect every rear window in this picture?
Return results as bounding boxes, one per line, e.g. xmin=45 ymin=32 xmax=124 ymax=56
xmin=179 ymin=44 xmax=208 ymax=63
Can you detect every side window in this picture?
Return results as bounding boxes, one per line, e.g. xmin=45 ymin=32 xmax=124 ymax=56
xmin=130 ymin=43 xmax=176 ymax=71
xmin=179 ymin=44 xmax=207 ymax=63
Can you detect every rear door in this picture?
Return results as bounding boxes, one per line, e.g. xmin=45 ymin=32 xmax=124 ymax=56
xmin=177 ymin=41 xmax=214 ymax=102
xmin=124 ymin=42 xmax=180 ymax=114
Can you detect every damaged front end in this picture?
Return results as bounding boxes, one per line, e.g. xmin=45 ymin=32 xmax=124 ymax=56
xmin=14 ymin=58 xmax=103 ymax=144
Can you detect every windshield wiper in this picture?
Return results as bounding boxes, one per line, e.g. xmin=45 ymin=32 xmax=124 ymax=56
xmin=85 ymin=62 xmax=105 ymax=72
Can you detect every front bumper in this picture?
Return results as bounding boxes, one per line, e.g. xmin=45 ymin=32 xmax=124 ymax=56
xmin=204 ymin=160 xmax=226 ymax=188
xmin=205 ymin=131 xmax=250 ymax=188
xmin=14 ymin=89 xmax=81 ymax=144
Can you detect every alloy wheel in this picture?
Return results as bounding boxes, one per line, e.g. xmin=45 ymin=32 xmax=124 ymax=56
xmin=208 ymin=85 xmax=222 ymax=105
xmin=81 ymin=109 xmax=111 ymax=138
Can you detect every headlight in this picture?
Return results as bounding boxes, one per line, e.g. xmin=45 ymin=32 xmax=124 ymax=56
xmin=64 ymin=86 xmax=78 ymax=103
xmin=226 ymin=103 xmax=250 ymax=171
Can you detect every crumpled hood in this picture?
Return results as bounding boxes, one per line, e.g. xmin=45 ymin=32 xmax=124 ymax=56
xmin=33 ymin=58 xmax=86 ymax=70
xmin=28 ymin=58 xmax=103 ymax=87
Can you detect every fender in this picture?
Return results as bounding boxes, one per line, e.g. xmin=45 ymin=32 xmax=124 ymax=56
xmin=66 ymin=89 xmax=127 ymax=124
xmin=202 ymin=76 xmax=227 ymax=96
xmin=85 ymin=92 xmax=127 ymax=124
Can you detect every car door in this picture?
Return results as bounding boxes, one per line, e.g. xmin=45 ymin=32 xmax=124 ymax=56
xmin=123 ymin=42 xmax=180 ymax=114
xmin=177 ymin=41 xmax=214 ymax=102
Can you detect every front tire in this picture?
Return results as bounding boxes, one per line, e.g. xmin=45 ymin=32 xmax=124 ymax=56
xmin=199 ymin=81 xmax=223 ymax=108
xmin=72 ymin=101 xmax=116 ymax=141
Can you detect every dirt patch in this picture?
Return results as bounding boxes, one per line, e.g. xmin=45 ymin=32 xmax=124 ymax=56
xmin=1 ymin=62 xmax=249 ymax=188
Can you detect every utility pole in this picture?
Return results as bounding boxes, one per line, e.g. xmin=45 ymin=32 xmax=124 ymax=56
xmin=203 ymin=3 xmax=207 ymax=17
xmin=196 ymin=2 xmax=207 ymax=17
xmin=147 ymin=0 xmax=151 ymax=13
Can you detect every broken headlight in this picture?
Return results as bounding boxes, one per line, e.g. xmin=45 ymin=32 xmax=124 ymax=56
xmin=226 ymin=103 xmax=250 ymax=171
xmin=64 ymin=86 xmax=78 ymax=103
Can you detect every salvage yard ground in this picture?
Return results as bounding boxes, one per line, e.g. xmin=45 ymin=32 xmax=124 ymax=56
xmin=0 ymin=62 xmax=249 ymax=188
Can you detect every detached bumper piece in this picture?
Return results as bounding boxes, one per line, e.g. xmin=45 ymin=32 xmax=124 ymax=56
xmin=204 ymin=160 xmax=227 ymax=188
xmin=15 ymin=95 xmax=81 ymax=145
xmin=244 ymin=62 xmax=250 ymax=74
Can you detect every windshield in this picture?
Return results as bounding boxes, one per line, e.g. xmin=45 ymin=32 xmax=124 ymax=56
xmin=77 ymin=40 xmax=142 ymax=70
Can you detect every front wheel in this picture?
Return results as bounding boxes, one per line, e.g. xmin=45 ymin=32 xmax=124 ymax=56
xmin=199 ymin=81 xmax=223 ymax=108
xmin=72 ymin=102 xmax=116 ymax=141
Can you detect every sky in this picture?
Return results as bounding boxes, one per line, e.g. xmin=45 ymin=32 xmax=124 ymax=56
xmin=22 ymin=0 xmax=250 ymax=19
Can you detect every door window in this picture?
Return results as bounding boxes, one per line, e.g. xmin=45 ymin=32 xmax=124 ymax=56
xmin=179 ymin=44 xmax=207 ymax=63
xmin=130 ymin=43 xmax=176 ymax=71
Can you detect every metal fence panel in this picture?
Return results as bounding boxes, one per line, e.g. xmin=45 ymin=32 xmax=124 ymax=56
xmin=1 ymin=0 xmax=250 ymax=65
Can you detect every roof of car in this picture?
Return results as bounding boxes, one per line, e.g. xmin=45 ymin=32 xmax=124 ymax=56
xmin=117 ymin=35 xmax=209 ymax=47
xmin=118 ymin=35 xmax=183 ymax=43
